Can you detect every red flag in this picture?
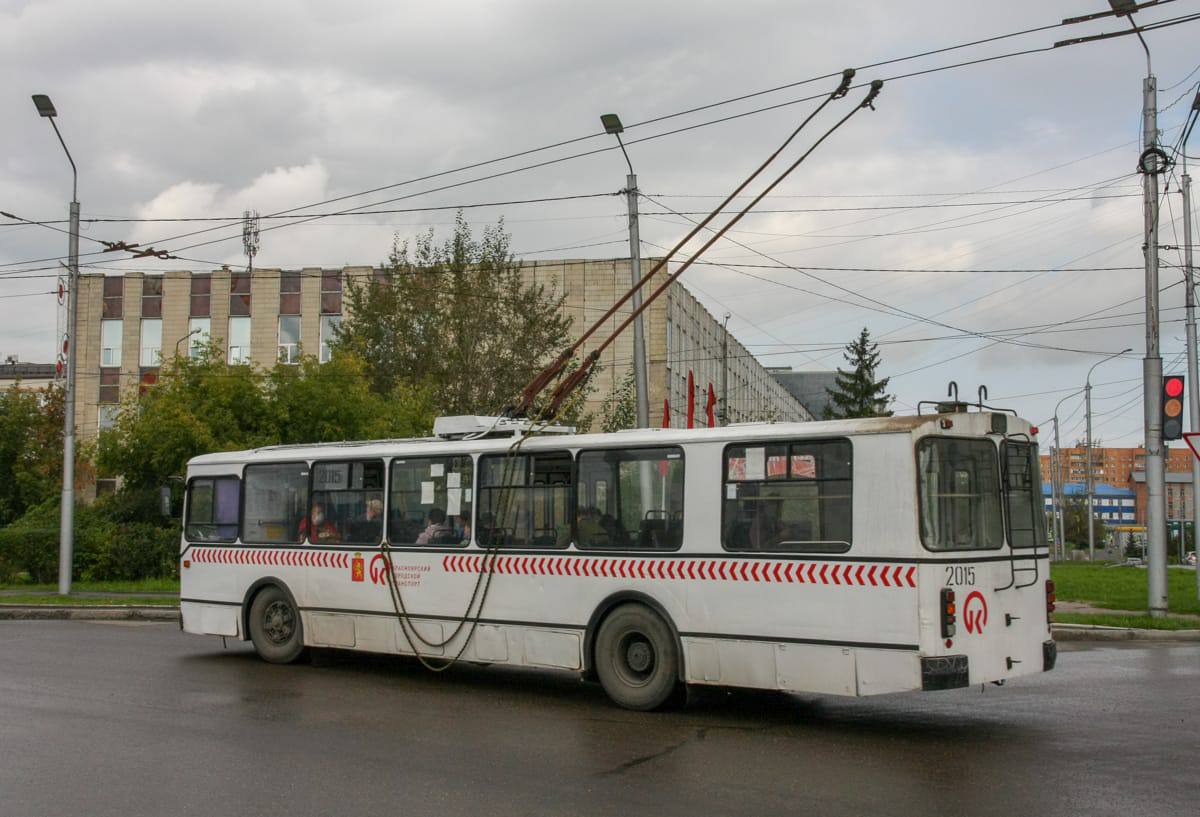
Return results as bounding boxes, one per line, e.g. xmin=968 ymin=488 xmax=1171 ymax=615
xmin=687 ymin=370 xmax=695 ymax=429
xmin=662 ymin=398 xmax=670 ymax=428
xmin=706 ymin=383 xmax=717 ymax=428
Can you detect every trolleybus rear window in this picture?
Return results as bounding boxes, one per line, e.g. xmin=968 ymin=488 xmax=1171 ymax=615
xmin=576 ymin=446 xmax=684 ymax=550
xmin=389 ymin=456 xmax=473 ymax=546
xmin=722 ymin=439 xmax=852 ymax=553
xmin=478 ymin=451 xmax=572 ymax=549
xmin=185 ymin=476 xmax=239 ymax=542
xmin=242 ymin=463 xmax=309 ymax=544
xmin=1002 ymin=440 xmax=1047 ymax=549
xmin=917 ymin=438 xmax=1003 ymax=551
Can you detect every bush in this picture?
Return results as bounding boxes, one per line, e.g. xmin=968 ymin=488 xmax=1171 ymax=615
xmin=0 ymin=498 xmax=178 ymax=583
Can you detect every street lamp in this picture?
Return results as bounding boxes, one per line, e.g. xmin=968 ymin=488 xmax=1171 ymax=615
xmin=1051 ymin=388 xmax=1085 ymax=560
xmin=600 ymin=112 xmax=649 ymax=430
xmin=33 ymin=93 xmax=80 ymax=596
xmin=1085 ymin=348 xmax=1133 ymax=562
xmin=175 ymin=328 xmax=203 ymax=359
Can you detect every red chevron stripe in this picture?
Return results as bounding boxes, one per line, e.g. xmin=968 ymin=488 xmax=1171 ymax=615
xmin=892 ymin=565 xmax=903 ymax=586
xmin=817 ymin=564 xmax=828 ymax=584
xmin=905 ymin=566 xmax=916 ymax=587
xmin=853 ymin=565 xmax=864 ymax=585
xmin=772 ymin=563 xmax=783 ymax=582
xmin=748 ymin=562 xmax=760 ymax=582
xmin=880 ymin=566 xmax=891 ymax=587
xmin=867 ymin=565 xmax=877 ymax=585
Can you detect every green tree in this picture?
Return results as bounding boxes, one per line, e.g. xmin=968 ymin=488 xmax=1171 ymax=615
xmin=824 ymin=327 xmax=893 ymax=419
xmin=334 ymin=212 xmax=576 ymax=416
xmin=0 ymin=382 xmax=64 ymax=526
xmin=96 ymin=345 xmax=432 ymax=491
xmin=1062 ymin=497 xmax=1107 ymax=550
xmin=600 ymin=369 xmax=637 ymax=433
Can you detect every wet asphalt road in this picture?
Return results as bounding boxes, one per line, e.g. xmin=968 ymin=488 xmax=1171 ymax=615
xmin=0 ymin=622 xmax=1195 ymax=817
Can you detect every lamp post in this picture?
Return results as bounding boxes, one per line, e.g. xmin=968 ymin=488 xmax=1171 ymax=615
xmin=32 ymin=94 xmax=79 ymax=596
xmin=1052 ymin=389 xmax=1084 ymax=559
xmin=600 ymin=113 xmax=649 ymax=431
xmin=1182 ymin=89 xmax=1200 ymax=602
xmin=175 ymin=328 xmax=202 ymax=360
xmin=1085 ymin=348 xmax=1133 ymax=562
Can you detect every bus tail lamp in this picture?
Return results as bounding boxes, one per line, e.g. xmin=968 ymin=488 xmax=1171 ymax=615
xmin=940 ymin=587 xmax=956 ymax=638
xmin=1045 ymin=580 xmax=1056 ymax=614
xmin=182 ymin=559 xmax=190 ymax=569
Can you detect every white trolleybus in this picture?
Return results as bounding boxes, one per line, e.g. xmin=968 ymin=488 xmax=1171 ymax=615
xmin=180 ymin=405 xmax=1056 ymax=710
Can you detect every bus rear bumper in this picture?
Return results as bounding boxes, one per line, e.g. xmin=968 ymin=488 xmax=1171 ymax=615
xmin=920 ymin=654 xmax=969 ymax=691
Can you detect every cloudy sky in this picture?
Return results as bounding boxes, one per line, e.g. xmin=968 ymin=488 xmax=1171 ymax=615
xmin=4 ymin=0 xmax=1200 ymax=445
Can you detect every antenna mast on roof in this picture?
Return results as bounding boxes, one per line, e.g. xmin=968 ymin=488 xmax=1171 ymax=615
xmin=241 ymin=210 xmax=260 ymax=274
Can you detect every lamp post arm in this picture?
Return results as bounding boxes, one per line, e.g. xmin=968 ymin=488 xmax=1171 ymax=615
xmin=47 ymin=117 xmax=77 ymax=202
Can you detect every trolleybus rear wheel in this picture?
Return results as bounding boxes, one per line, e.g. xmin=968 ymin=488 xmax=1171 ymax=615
xmin=595 ymin=604 xmax=679 ymax=711
xmin=248 ymin=585 xmax=305 ymax=664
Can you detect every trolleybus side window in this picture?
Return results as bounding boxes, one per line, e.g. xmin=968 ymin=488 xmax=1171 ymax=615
xmin=388 ymin=456 xmax=474 ymax=547
xmin=1001 ymin=440 xmax=1047 ymax=549
xmin=917 ymin=438 xmax=1003 ymax=551
xmin=185 ymin=476 xmax=240 ymax=542
xmin=242 ymin=463 xmax=309 ymax=544
xmin=311 ymin=460 xmax=385 ymax=545
xmin=576 ymin=446 xmax=684 ymax=550
xmin=478 ymin=451 xmax=572 ymax=549
xmin=722 ymin=439 xmax=852 ymax=553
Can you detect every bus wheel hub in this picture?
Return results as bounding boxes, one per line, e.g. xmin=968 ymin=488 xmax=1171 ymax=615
xmin=626 ymin=639 xmax=653 ymax=673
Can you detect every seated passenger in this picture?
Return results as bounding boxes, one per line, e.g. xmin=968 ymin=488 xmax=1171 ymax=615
xmin=299 ymin=502 xmax=339 ymax=544
xmin=348 ymin=498 xmax=383 ymax=542
xmin=577 ymin=506 xmax=608 ymax=546
xmin=455 ymin=515 xmax=472 ymax=545
xmin=415 ymin=507 xmax=454 ymax=545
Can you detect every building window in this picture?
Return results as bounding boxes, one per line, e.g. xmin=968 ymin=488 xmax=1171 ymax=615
xmin=230 ymin=272 xmax=251 ymax=316
xmin=188 ymin=317 xmax=210 ymax=358
xmin=190 ymin=275 xmax=211 ymax=317
xmin=102 ymin=276 xmax=123 ymax=319
xmin=139 ymin=367 xmax=159 ymax=396
xmin=100 ymin=319 xmax=122 ymax=367
xmin=279 ymin=271 xmax=301 ymax=315
xmin=321 ymin=270 xmax=342 ymax=314
xmin=98 ymin=405 xmax=119 ymax=431
xmin=228 ymin=316 xmax=251 ymax=364
xmin=95 ymin=478 xmax=118 ymax=497
xmin=98 ymin=368 xmax=120 ymax=404
xmin=142 ymin=276 xmax=163 ymax=318
xmin=278 ymin=315 xmax=301 ymax=364
xmin=319 ymin=315 xmax=341 ymax=363
xmin=140 ymin=318 xmax=162 ymax=366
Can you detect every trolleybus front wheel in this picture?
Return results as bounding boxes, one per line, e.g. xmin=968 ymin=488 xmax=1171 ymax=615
xmin=594 ymin=603 xmax=679 ymax=711
xmin=248 ymin=585 xmax=305 ymax=664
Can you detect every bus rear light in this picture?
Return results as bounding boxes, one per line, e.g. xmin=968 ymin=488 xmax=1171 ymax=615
xmin=182 ymin=559 xmax=191 ymax=569
xmin=940 ymin=587 xmax=957 ymax=638
xmin=1045 ymin=580 xmax=1056 ymax=614
xmin=1030 ymin=426 xmax=1039 ymax=436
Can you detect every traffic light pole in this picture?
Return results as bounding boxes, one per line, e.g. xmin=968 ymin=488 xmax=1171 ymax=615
xmin=1141 ymin=73 xmax=1169 ymax=618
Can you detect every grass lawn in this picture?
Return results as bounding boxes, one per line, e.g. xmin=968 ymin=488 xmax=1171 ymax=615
xmin=1051 ymin=563 xmax=1199 ymax=615
xmin=1053 ymin=611 xmax=1200 ymax=631
xmin=0 ymin=578 xmax=179 ymax=593
xmin=0 ymin=594 xmax=179 ymax=607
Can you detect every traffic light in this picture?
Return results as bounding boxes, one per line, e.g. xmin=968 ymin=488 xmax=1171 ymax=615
xmin=1162 ymin=375 xmax=1185 ymax=440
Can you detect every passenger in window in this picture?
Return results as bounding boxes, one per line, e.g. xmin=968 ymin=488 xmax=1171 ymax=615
xmin=349 ymin=498 xmax=383 ymax=543
xmin=299 ymin=502 xmax=340 ymax=544
xmin=416 ymin=507 xmax=454 ymax=545
xmin=455 ymin=515 xmax=472 ymax=545
xmin=578 ymin=507 xmax=609 ymax=546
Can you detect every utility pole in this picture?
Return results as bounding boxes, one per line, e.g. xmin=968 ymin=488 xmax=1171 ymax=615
xmin=600 ymin=114 xmax=649 ymax=429
xmin=1139 ymin=69 xmax=1169 ymax=618
xmin=720 ymin=312 xmax=730 ymax=425
xmin=32 ymin=94 xmax=78 ymax=596
xmin=1182 ymin=110 xmax=1200 ymax=602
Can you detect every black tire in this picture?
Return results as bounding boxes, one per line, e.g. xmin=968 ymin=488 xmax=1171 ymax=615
xmin=247 ymin=585 xmax=305 ymax=664
xmin=594 ymin=603 xmax=680 ymax=711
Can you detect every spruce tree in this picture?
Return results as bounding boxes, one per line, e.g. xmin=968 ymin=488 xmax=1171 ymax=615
xmin=824 ymin=327 xmax=893 ymax=419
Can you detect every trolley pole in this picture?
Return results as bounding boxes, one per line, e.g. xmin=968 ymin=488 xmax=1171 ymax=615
xmin=1141 ymin=72 xmax=1169 ymax=617
xmin=1183 ymin=162 xmax=1200 ymax=602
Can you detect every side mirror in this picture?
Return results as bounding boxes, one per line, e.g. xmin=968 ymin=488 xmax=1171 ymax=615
xmin=160 ymin=485 xmax=173 ymax=519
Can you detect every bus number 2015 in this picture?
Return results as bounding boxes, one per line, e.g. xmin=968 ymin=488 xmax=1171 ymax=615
xmin=944 ymin=566 xmax=975 ymax=586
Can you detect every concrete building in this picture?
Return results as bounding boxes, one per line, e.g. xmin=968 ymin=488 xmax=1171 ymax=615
xmin=1040 ymin=444 xmax=1193 ymax=489
xmin=1130 ymin=471 xmax=1195 ymax=524
xmin=767 ymin=368 xmax=839 ymax=419
xmin=73 ymin=259 xmax=811 ymax=450
xmin=1041 ymin=482 xmax=1137 ymax=527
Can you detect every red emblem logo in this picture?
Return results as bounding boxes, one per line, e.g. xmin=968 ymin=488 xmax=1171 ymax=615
xmin=963 ymin=591 xmax=988 ymax=634
xmin=369 ymin=553 xmax=390 ymax=586
xmin=351 ymin=552 xmax=364 ymax=583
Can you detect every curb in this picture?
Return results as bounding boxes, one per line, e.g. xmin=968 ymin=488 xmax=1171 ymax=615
xmin=0 ymin=605 xmax=180 ymax=622
xmin=1051 ymin=623 xmax=1200 ymax=642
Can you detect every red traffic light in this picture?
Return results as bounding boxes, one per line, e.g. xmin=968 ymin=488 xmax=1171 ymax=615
xmin=1165 ymin=376 xmax=1184 ymax=398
